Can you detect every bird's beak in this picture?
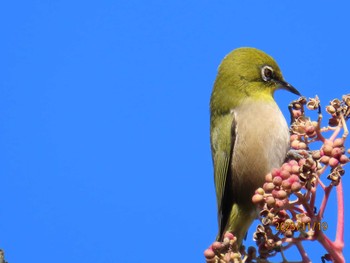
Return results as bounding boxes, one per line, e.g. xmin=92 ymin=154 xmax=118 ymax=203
xmin=275 ymin=79 xmax=301 ymax=96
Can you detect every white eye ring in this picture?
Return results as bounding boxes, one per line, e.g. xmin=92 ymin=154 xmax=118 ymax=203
xmin=261 ymin=65 xmax=274 ymax=82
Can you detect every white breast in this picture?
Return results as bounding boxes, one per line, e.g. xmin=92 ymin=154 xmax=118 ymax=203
xmin=231 ymin=99 xmax=290 ymax=196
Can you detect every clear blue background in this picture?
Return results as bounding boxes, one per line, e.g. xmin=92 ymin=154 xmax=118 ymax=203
xmin=0 ymin=1 xmax=349 ymax=262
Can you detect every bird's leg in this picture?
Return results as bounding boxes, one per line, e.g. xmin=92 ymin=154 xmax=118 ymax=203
xmin=285 ymin=149 xmax=311 ymax=161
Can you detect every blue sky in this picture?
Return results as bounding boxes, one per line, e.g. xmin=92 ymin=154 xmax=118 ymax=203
xmin=0 ymin=1 xmax=349 ymax=262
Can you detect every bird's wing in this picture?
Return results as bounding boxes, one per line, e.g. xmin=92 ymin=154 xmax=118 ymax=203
xmin=210 ymin=113 xmax=236 ymax=239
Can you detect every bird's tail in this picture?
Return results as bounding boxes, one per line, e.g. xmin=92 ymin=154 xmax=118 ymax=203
xmin=217 ymin=203 xmax=256 ymax=246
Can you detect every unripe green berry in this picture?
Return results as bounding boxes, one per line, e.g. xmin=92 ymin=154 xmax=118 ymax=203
xmin=255 ymin=187 xmax=265 ymax=195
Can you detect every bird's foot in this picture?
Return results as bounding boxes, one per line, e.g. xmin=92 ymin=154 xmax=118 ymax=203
xmin=285 ymin=149 xmax=311 ymax=161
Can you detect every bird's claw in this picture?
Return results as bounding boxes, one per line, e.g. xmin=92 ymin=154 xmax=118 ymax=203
xmin=285 ymin=149 xmax=311 ymax=161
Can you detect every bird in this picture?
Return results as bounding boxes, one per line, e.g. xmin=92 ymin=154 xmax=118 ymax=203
xmin=210 ymin=47 xmax=301 ymax=245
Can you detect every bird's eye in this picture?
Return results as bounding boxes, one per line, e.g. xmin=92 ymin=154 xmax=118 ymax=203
xmin=261 ymin=66 xmax=274 ymax=82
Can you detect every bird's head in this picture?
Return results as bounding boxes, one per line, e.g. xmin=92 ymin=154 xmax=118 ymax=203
xmin=210 ymin=47 xmax=301 ymax=114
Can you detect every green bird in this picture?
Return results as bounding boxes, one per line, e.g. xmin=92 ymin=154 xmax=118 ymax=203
xmin=210 ymin=47 xmax=300 ymax=245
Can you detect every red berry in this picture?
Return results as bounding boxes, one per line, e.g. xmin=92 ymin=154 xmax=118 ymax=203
xmin=280 ymin=170 xmax=291 ymax=180
xmin=340 ymin=155 xmax=349 ymax=164
xmin=329 ymin=157 xmax=339 ymax=168
xmin=273 ymin=176 xmax=283 ymax=186
xmin=212 ymin=241 xmax=222 ymax=251
xmin=204 ymin=249 xmax=215 ymax=259
xmin=282 ymin=180 xmax=291 ymax=190
xmin=224 ymin=232 xmax=234 ymax=240
xmin=271 ymin=168 xmax=281 ymax=178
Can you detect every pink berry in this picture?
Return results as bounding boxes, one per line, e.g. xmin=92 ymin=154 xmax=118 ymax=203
xmin=282 ymin=180 xmax=291 ymax=190
xmin=329 ymin=157 xmax=339 ymax=168
xmin=306 ymin=125 xmax=315 ymax=135
xmin=224 ymin=232 xmax=234 ymax=240
xmin=298 ymin=159 xmax=306 ymax=166
xmin=322 ymin=145 xmax=333 ymax=156
xmin=291 ymin=165 xmax=300 ymax=174
xmin=290 ymin=134 xmax=299 ymax=141
xmin=263 ymin=182 xmax=275 ymax=192
xmin=320 ymin=156 xmax=330 ymax=165
xmin=212 ymin=241 xmax=222 ymax=251
xmin=334 ymin=138 xmax=344 ymax=147
xmin=273 ymin=176 xmax=283 ymax=186
xmin=252 ymin=194 xmax=264 ymax=204
xmin=277 ymin=190 xmax=287 ymax=199
xmin=280 ymin=170 xmax=291 ymax=180
xmin=291 ymin=140 xmax=300 ymax=149
xmin=272 ymin=189 xmax=279 ymax=198
xmin=271 ymin=168 xmax=281 ymax=178
xmin=288 ymin=160 xmax=298 ymax=166
xmin=266 ymin=196 xmax=276 ymax=206
xmin=204 ymin=249 xmax=215 ymax=259
xmin=312 ymin=151 xmax=321 ymax=160
xmin=332 ymin=147 xmax=342 ymax=159
xmin=282 ymin=163 xmax=292 ymax=172
xmin=298 ymin=142 xmax=307 ymax=149
xmin=340 ymin=155 xmax=349 ymax=164
xmin=265 ymin=173 xmax=273 ymax=182
xmin=289 ymin=174 xmax=300 ymax=184
xmin=275 ymin=200 xmax=284 ymax=208
xmin=291 ymin=182 xmax=302 ymax=192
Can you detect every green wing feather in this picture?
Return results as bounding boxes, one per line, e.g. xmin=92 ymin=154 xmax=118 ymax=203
xmin=210 ymin=113 xmax=236 ymax=239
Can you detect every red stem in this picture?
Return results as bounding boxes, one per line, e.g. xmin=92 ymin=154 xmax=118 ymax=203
xmin=317 ymin=185 xmax=333 ymax=220
xmin=335 ymin=180 xmax=344 ymax=250
xmin=317 ymin=231 xmax=344 ymax=263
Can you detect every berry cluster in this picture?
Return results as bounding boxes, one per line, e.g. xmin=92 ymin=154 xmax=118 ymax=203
xmin=204 ymin=95 xmax=349 ymax=263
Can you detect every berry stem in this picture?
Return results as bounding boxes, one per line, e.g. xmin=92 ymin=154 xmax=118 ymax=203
xmin=317 ymin=185 xmax=333 ymax=220
xmin=335 ymin=180 xmax=344 ymax=250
